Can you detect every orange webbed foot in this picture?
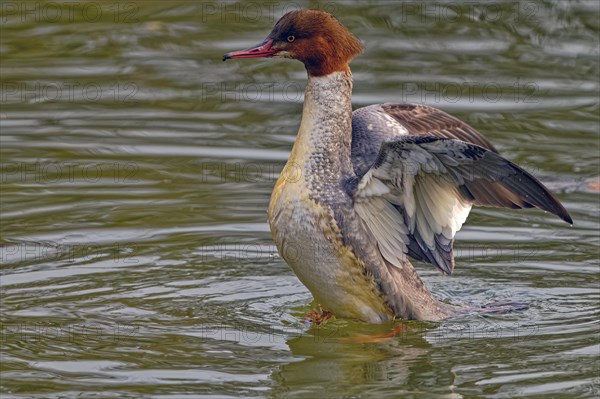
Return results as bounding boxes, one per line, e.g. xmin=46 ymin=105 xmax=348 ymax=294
xmin=304 ymin=306 xmax=334 ymax=325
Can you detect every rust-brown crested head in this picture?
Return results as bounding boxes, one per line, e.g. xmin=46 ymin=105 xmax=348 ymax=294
xmin=267 ymin=10 xmax=363 ymax=76
xmin=224 ymin=10 xmax=363 ymax=77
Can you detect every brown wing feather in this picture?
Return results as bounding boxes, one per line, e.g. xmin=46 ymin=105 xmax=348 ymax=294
xmin=381 ymin=103 xmax=499 ymax=153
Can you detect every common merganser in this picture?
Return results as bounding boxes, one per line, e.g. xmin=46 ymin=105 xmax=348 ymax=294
xmin=223 ymin=10 xmax=572 ymax=323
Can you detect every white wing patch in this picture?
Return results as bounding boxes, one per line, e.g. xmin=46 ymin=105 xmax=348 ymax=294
xmin=353 ymin=138 xmax=473 ymax=274
xmin=413 ymin=175 xmax=471 ymax=247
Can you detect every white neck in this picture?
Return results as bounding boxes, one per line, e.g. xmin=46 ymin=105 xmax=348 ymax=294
xmin=289 ymin=70 xmax=355 ymax=185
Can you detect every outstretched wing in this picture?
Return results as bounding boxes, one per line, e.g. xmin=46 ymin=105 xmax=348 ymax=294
xmin=352 ymin=135 xmax=572 ymax=275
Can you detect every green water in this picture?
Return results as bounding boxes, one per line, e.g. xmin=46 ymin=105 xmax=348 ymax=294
xmin=1 ymin=1 xmax=599 ymax=398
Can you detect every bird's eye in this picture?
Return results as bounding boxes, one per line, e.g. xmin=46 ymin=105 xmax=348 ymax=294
xmin=287 ymin=35 xmax=295 ymax=43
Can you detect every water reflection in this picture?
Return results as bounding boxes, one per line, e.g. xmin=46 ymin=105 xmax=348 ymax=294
xmin=274 ymin=322 xmax=431 ymax=397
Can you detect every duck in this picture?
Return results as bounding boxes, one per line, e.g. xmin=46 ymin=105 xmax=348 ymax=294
xmin=223 ymin=10 xmax=572 ymax=323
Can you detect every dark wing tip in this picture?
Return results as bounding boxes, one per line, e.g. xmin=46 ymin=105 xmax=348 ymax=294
xmin=464 ymin=150 xmax=573 ymax=226
xmin=561 ymin=212 xmax=573 ymax=225
xmin=441 ymin=263 xmax=454 ymax=276
xmin=503 ymin=160 xmax=573 ymax=225
xmin=546 ymin=192 xmax=573 ymax=224
xmin=405 ymin=222 xmax=455 ymax=275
